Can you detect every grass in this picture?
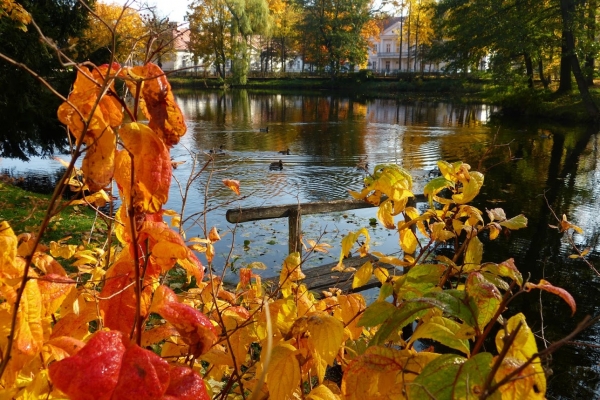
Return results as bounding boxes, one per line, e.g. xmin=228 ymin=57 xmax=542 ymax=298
xmin=0 ymin=178 xmax=105 ymax=245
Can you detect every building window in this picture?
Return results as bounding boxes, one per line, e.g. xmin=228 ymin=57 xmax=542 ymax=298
xmin=386 ymin=43 xmax=391 ymax=52
xmin=372 ymin=61 xmax=376 ymax=69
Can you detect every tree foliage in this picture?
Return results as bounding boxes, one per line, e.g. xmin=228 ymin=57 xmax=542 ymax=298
xmin=188 ymin=0 xmax=232 ymax=78
xmin=79 ymin=2 xmax=146 ymax=64
xmin=0 ymin=0 xmax=91 ymax=159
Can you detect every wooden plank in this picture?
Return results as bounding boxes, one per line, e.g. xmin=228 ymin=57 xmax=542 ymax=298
xmin=288 ymin=207 xmax=302 ymax=254
xmin=226 ymin=195 xmax=427 ymax=223
xmin=226 ymin=199 xmax=375 ymax=223
xmin=263 ymin=255 xmax=402 ymax=298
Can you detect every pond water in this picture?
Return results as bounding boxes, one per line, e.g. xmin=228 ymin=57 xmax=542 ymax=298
xmin=2 ymin=90 xmax=600 ymax=398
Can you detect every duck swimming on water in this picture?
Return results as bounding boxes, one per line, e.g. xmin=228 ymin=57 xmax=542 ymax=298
xmin=278 ymin=148 xmax=290 ymax=155
xmin=269 ymin=160 xmax=283 ymax=170
xmin=259 ymin=127 xmax=269 ymax=132
xmin=209 ymin=145 xmax=226 ymax=154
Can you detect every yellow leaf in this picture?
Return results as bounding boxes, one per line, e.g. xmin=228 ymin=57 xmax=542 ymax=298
xmin=465 ymin=235 xmax=483 ymax=268
xmin=352 ymin=261 xmax=373 ymax=289
xmin=338 ymin=294 xmax=366 ymax=340
xmin=376 ymin=200 xmax=395 ymax=229
xmin=495 ymin=313 xmax=546 ymax=397
xmin=307 ymin=313 xmax=344 ymax=383
xmin=67 ymin=190 xmax=110 ymax=207
xmin=399 ymin=228 xmax=418 ymax=255
xmin=279 ymin=252 xmax=305 ymax=288
xmin=306 ymin=384 xmax=341 ymax=400
xmin=266 ymin=343 xmax=301 ymax=400
xmin=373 ymin=266 xmax=390 ymax=284
xmin=222 ymin=179 xmax=241 ymax=195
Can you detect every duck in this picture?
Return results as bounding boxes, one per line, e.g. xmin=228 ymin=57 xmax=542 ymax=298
xmin=269 ymin=160 xmax=283 ymax=170
xmin=209 ymin=145 xmax=226 ymax=154
xmin=428 ymin=166 xmax=442 ymax=178
xmin=356 ymin=156 xmax=368 ymax=171
xmin=259 ymin=127 xmax=269 ymax=132
xmin=278 ymin=148 xmax=290 ymax=155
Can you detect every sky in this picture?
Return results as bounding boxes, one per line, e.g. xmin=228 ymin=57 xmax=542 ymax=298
xmin=109 ymin=0 xmax=190 ymax=24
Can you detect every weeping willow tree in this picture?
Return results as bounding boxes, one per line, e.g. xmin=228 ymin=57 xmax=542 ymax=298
xmin=225 ymin=0 xmax=271 ymax=84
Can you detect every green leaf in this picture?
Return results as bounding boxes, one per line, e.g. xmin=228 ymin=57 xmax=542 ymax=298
xmin=499 ymin=214 xmax=528 ymax=230
xmin=423 ymin=176 xmax=454 ymax=206
xmin=408 ymin=316 xmax=471 ymax=356
xmin=370 ymin=300 xmax=434 ymax=346
xmin=394 ymin=264 xmax=445 ymax=300
xmin=357 ymin=301 xmax=397 ymax=327
xmin=481 ymin=258 xmax=523 ymax=287
xmin=409 ymin=353 xmax=494 ymax=399
xmin=425 ymin=290 xmax=477 ymax=327
xmin=466 ymin=272 xmax=502 ymax=331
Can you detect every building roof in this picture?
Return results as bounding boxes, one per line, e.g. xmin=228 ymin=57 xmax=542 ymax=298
xmin=172 ymin=28 xmax=190 ymax=51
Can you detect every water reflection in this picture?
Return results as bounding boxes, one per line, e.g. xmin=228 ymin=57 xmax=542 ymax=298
xmin=2 ymin=90 xmax=600 ymax=397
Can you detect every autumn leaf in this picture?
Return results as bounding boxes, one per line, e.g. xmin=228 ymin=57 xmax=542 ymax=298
xmin=164 ymin=366 xmax=211 ymax=400
xmin=524 ymin=279 xmax=576 ymax=316
xmin=306 ymin=312 xmax=344 ymax=382
xmin=306 ymin=384 xmax=341 ymax=400
xmin=115 ymin=122 xmax=172 ymax=213
xmin=222 ymin=179 xmax=241 ymax=195
xmin=352 ymin=261 xmax=373 ymax=289
xmin=342 ymin=346 xmax=439 ymax=399
xmin=49 ymin=330 xmax=127 ymax=400
xmin=495 ymin=313 xmax=546 ymax=398
xmin=279 ymin=252 xmax=305 ymax=288
xmin=150 ymin=285 xmax=218 ymax=357
xmin=266 ymin=342 xmax=301 ymax=399
xmin=49 ymin=330 xmax=177 ymax=400
xmin=127 ymin=63 xmax=187 ymax=146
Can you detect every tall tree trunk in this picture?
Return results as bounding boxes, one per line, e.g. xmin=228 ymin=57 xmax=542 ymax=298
xmin=407 ymin=1 xmax=411 ymax=73
xmin=584 ymin=0 xmax=596 ymax=86
xmin=560 ymin=0 xmax=599 ymax=119
xmin=557 ymin=0 xmax=573 ymax=93
xmin=413 ymin=6 xmax=420 ymax=72
xmin=398 ymin=15 xmax=404 ymax=73
xmin=524 ymin=53 xmax=534 ymax=88
xmin=538 ymin=59 xmax=550 ymax=88
xmin=281 ymin=37 xmax=286 ymax=72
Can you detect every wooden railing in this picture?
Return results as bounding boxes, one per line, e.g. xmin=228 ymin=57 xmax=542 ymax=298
xmin=226 ymin=195 xmax=426 ymax=296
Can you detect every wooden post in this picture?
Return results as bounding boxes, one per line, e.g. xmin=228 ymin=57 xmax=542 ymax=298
xmin=288 ymin=207 xmax=302 ymax=254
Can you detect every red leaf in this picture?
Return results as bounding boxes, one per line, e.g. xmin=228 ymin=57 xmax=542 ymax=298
xmin=49 ymin=331 xmax=127 ymax=400
xmin=151 ymin=285 xmax=218 ymax=357
xmin=164 ymin=366 xmax=211 ymax=400
xmin=525 ymin=279 xmax=576 ymax=316
xmin=112 ymin=345 xmax=171 ymax=400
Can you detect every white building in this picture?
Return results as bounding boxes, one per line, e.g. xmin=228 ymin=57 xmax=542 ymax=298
xmin=367 ymin=17 xmax=444 ymax=74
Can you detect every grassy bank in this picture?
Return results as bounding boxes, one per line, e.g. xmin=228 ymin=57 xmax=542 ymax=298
xmin=0 ymin=179 xmax=104 ymax=244
xmin=170 ymin=74 xmax=600 ymax=123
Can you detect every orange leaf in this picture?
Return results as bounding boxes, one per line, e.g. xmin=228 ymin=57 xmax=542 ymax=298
xmin=222 ymin=179 xmax=241 ymax=195
xmin=524 ymin=279 xmax=576 ymax=316
xmin=150 ymin=285 xmax=218 ymax=357
xmin=98 ymin=253 xmax=158 ymax=334
xmin=115 ymin=122 xmax=172 ymax=213
xmin=37 ymin=273 xmax=76 ymax=317
xmin=81 ymin=127 xmax=116 ymax=191
xmin=164 ymin=366 xmax=211 ymax=400
xmin=0 ymin=221 xmax=23 ymax=278
xmin=208 ymin=226 xmax=221 ymax=243
xmin=126 ymin=63 xmax=186 ymax=146
xmin=49 ymin=330 xmax=127 ymax=400
xmin=49 ymin=330 xmax=172 ymax=400
xmin=111 ymin=344 xmax=170 ymax=399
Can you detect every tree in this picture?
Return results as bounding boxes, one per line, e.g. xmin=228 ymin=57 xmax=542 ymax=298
xmin=0 ymin=0 xmax=91 ymax=159
xmin=188 ymin=0 xmax=232 ymax=78
xmin=79 ymin=2 xmax=146 ymax=65
xmin=268 ymin=0 xmax=301 ymax=72
xmin=225 ymin=0 xmax=271 ymax=84
xmin=296 ymin=0 xmax=374 ymax=76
